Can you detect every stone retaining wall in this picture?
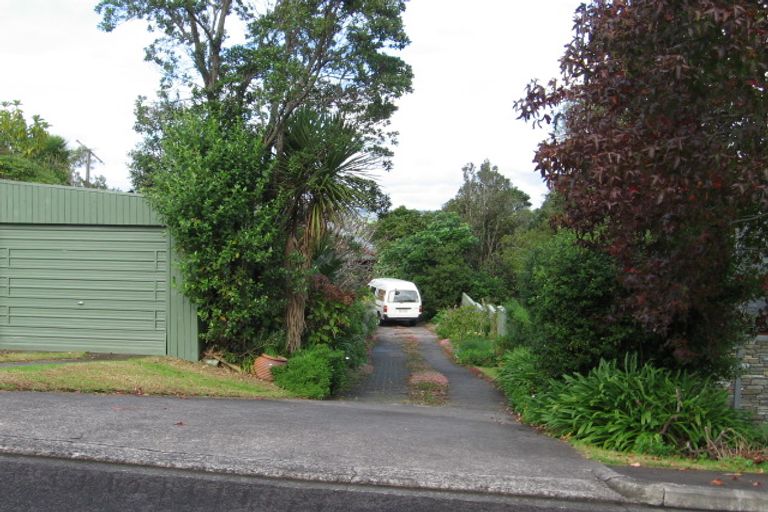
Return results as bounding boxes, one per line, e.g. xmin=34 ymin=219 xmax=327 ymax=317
xmin=733 ymin=334 xmax=768 ymax=422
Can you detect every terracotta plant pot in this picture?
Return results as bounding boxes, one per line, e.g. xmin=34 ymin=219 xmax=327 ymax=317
xmin=253 ymin=354 xmax=288 ymax=381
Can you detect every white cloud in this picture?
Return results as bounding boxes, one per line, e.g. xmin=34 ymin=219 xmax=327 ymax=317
xmin=0 ymin=0 xmax=159 ymax=191
xmin=377 ymin=0 xmax=583 ymax=209
xmin=0 ymin=0 xmax=582 ymax=204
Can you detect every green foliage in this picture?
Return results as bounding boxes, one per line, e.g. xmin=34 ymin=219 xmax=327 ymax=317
xmin=272 ymin=344 xmax=346 ymax=399
xmin=454 ymin=336 xmax=497 ymax=367
xmin=97 ymin=0 xmax=413 ymax=187
xmin=0 ymin=101 xmax=72 ymax=185
xmin=375 ymin=211 xmax=499 ymax=317
xmin=443 ymin=160 xmax=531 ymax=268
xmin=0 ymin=154 xmax=65 ymax=184
xmin=99 ymin=0 xmax=413 ymax=357
xmin=335 ymin=297 xmax=378 ymax=367
xmin=522 ymin=230 xmax=640 ymax=376
xmin=279 ymin=108 xmax=376 ymax=352
xmin=497 ymin=347 xmax=548 ymax=419
xmin=146 ymin=109 xmax=284 ymax=352
xmin=435 ymin=306 xmax=498 ymax=366
xmin=499 ymin=298 xmax=534 ymax=352
xmin=516 ymin=1 xmax=767 ymax=373
xmin=527 ymin=356 xmax=755 ymax=456
xmin=305 ymin=277 xmax=377 ymax=368
xmin=306 ymin=296 xmax=353 ymax=347
xmin=496 ymin=194 xmax=560 ymax=297
xmin=434 ymin=306 xmax=490 ymax=342
xmin=372 ymin=206 xmax=428 ymax=247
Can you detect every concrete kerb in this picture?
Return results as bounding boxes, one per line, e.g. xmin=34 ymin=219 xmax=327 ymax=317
xmin=0 ymin=436 xmax=626 ymax=506
xmin=593 ymin=466 xmax=768 ymax=512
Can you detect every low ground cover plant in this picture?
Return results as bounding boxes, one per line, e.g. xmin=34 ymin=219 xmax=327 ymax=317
xmin=434 ymin=306 xmax=490 ymax=342
xmin=521 ymin=356 xmax=758 ymax=457
xmin=496 ymin=347 xmax=547 ymax=419
xmin=408 ymin=370 xmax=449 ymax=406
xmin=498 ymin=298 xmax=534 ymax=352
xmin=400 ymin=333 xmax=449 ymax=406
xmin=453 ymin=335 xmax=497 ymax=366
xmin=434 ymin=305 xmax=503 ymax=366
xmin=271 ymin=344 xmax=346 ymax=399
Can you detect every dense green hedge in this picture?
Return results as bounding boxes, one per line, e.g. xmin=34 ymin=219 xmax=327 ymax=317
xmin=305 ymin=289 xmax=377 ymax=369
xmin=434 ymin=306 xmax=490 ymax=342
xmin=272 ymin=345 xmax=347 ymax=399
xmin=453 ymin=336 xmax=497 ymax=366
xmin=496 ymin=347 xmax=547 ymax=419
xmin=520 ymin=231 xmax=640 ymax=376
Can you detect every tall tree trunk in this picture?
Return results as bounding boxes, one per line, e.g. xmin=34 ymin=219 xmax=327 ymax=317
xmin=284 ymin=288 xmax=308 ymax=353
xmin=284 ymin=234 xmax=312 ymax=353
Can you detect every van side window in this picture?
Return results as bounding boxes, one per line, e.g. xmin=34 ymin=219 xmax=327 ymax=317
xmin=377 ymin=289 xmax=386 ymax=301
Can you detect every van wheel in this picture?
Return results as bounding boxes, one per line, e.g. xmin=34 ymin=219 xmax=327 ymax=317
xmin=377 ymin=313 xmax=384 ymax=326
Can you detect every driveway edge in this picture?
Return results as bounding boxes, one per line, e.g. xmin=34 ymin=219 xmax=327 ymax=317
xmin=593 ymin=466 xmax=768 ymax=512
xmin=0 ymin=436 xmax=626 ymax=505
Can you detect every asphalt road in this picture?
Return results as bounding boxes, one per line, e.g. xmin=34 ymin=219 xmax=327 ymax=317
xmin=0 ymin=454 xmax=667 ymax=512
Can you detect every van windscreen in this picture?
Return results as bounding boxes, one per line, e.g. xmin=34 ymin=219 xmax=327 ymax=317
xmin=392 ymin=290 xmax=418 ymax=303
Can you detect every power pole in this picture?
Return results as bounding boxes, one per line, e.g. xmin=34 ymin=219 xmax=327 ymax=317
xmin=75 ymin=140 xmax=104 ymax=186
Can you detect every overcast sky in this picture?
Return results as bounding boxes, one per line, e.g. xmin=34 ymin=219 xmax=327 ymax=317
xmin=0 ymin=0 xmax=583 ymax=209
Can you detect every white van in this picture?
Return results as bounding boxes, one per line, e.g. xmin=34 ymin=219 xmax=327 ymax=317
xmin=368 ymin=278 xmax=422 ymax=325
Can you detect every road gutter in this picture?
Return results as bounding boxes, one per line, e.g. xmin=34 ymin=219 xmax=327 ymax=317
xmin=594 ymin=466 xmax=768 ymax=512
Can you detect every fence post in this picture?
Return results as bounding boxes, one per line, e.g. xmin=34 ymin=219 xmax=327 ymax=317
xmin=497 ymin=305 xmax=507 ymax=338
xmin=462 ymin=292 xmax=507 ymax=338
xmin=486 ymin=303 xmax=497 ymax=337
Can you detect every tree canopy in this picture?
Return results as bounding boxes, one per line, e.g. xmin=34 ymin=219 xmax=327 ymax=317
xmin=515 ymin=0 xmax=768 ymax=372
xmin=0 ymin=101 xmax=73 ymax=185
xmin=375 ymin=211 xmax=501 ymax=317
xmin=98 ymin=1 xmax=413 ymax=354
xmin=97 ymin=0 xmax=413 ymax=186
xmin=444 ymin=160 xmax=531 ymax=267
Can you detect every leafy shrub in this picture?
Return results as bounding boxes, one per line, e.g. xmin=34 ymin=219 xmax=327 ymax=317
xmin=147 ymin=111 xmax=285 ymax=352
xmin=520 ymin=230 xmax=640 ymax=376
xmin=272 ymin=344 xmax=346 ymax=399
xmin=498 ymin=298 xmax=534 ymax=352
xmin=527 ymin=356 xmax=755 ymax=455
xmin=434 ymin=306 xmax=490 ymax=342
xmin=454 ymin=336 xmax=497 ymax=366
xmin=375 ymin=211 xmax=498 ymax=318
xmin=497 ymin=347 xmax=548 ymax=418
xmin=305 ymin=276 xmax=377 ymax=369
xmin=334 ymin=296 xmax=378 ymax=368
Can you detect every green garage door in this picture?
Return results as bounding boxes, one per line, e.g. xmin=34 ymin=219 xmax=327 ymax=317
xmin=0 ymin=225 xmax=168 ymax=355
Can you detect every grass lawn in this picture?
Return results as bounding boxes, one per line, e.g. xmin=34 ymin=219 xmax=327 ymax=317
xmin=573 ymin=442 xmax=766 ymax=474
xmin=0 ymin=357 xmax=294 ymax=399
xmin=474 ymin=366 xmax=499 ymax=381
xmin=0 ymin=351 xmax=88 ymax=363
